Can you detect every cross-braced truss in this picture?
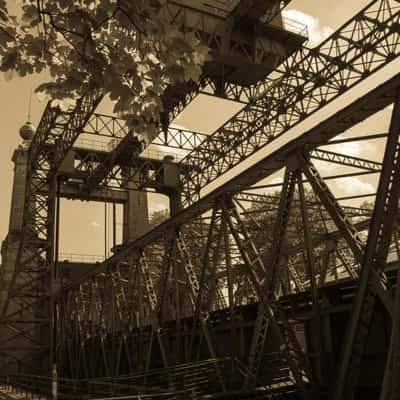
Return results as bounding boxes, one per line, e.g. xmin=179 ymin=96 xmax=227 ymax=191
xmin=2 ymin=1 xmax=400 ymax=399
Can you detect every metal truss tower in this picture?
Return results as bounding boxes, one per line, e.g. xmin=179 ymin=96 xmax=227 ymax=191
xmin=1 ymin=1 xmax=400 ymax=399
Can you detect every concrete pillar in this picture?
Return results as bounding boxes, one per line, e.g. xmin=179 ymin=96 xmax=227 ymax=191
xmin=163 ymin=155 xmax=182 ymax=216
xmin=123 ymin=180 xmax=150 ymax=243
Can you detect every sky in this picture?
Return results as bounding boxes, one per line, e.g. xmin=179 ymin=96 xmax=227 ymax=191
xmin=0 ymin=0 xmax=393 ymax=261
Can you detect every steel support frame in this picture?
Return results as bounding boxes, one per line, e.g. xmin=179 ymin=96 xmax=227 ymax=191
xmin=302 ymin=157 xmax=395 ymax=321
xmin=0 ymin=92 xmax=102 ymax=374
xmin=245 ymin=167 xmax=296 ymax=386
xmin=3 ymin=5 xmax=400 ymax=395
xmin=180 ymin=0 xmax=400 ymax=205
xmin=63 ymin=1 xmax=400 ymax=203
xmin=153 ymin=0 xmax=300 ymax=120
xmin=333 ymin=89 xmax=400 ymax=400
xmin=50 ymin=76 xmax=400 ymax=396
xmin=67 ymin=72 xmax=400 ymax=319
xmin=221 ymin=197 xmax=311 ymax=398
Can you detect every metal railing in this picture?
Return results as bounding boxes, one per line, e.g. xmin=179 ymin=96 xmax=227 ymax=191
xmin=0 ymin=374 xmax=192 ymax=400
xmin=281 ymin=16 xmax=308 ymax=38
xmin=0 ymin=355 xmax=301 ymax=399
xmin=59 ymin=253 xmax=104 ymax=264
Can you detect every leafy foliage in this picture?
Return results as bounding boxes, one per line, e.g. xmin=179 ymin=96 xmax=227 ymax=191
xmin=0 ymin=0 xmax=209 ymax=140
xmin=149 ymin=209 xmax=169 ymax=229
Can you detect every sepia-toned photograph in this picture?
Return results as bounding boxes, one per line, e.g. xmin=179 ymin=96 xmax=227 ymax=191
xmin=0 ymin=1 xmax=399 ymax=399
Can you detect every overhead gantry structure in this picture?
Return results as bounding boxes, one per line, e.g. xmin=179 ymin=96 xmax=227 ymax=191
xmin=1 ymin=0 xmax=400 ymax=399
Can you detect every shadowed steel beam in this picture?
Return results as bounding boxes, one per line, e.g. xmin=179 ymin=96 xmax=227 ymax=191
xmin=266 ymin=168 xmax=297 ymax=293
xmin=333 ymin=89 xmax=400 ymax=400
xmin=109 ymin=264 xmax=135 ymax=374
xmin=188 ymin=206 xmax=225 ymax=354
xmin=380 ymin=228 xmax=400 ymax=400
xmin=82 ymin=134 xmax=144 ymax=192
xmin=90 ymin=278 xmax=110 ymax=376
xmin=53 ymin=93 xmax=103 ymax=173
xmin=298 ymin=170 xmax=322 ymax=386
xmin=78 ymin=116 xmax=207 ymax=193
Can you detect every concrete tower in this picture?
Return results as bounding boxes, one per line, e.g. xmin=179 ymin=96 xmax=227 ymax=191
xmin=0 ymin=122 xmax=35 ymax=313
xmin=0 ymin=122 xmax=35 ymax=372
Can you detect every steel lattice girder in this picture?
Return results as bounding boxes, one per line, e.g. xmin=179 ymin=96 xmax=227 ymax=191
xmin=81 ymin=113 xmax=207 ymax=150
xmin=75 ymin=115 xmax=382 ymax=193
xmin=179 ymin=0 xmax=400 ymax=205
xmin=76 ymin=0 xmax=400 ymax=202
xmin=78 ymin=117 xmax=206 ymax=193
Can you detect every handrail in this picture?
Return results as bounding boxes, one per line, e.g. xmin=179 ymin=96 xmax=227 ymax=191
xmin=0 ymin=373 xmax=193 ymax=400
xmin=0 ymin=355 xmax=302 ymax=398
xmin=281 ymin=16 xmax=308 ymax=38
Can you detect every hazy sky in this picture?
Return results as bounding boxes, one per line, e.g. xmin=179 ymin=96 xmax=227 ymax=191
xmin=1 ymin=0 xmax=393 ymax=261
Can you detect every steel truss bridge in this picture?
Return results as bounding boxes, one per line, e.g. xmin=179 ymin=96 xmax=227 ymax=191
xmin=1 ymin=0 xmax=400 ymax=399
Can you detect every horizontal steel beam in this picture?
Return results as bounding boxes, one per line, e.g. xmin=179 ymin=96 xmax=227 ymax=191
xmin=310 ymin=149 xmax=382 ymax=172
xmin=59 ymin=184 xmax=127 ymax=203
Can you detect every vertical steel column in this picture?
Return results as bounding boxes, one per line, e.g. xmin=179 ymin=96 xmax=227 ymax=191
xmin=51 ymin=175 xmax=61 ymax=397
xmin=298 ymin=170 xmax=322 ymax=386
xmin=318 ymin=243 xmax=333 ymax=287
xmin=246 ymin=167 xmax=296 ymax=386
xmin=176 ymin=232 xmax=226 ymax=392
xmin=139 ymin=252 xmax=169 ymax=375
xmin=223 ymin=218 xmax=236 ymax=342
xmin=91 ymin=276 xmax=110 ymax=376
xmin=109 ymin=262 xmax=136 ymax=375
xmin=380 ymin=227 xmax=400 ymax=400
xmin=155 ymin=239 xmax=174 ymax=324
xmin=380 ymin=249 xmax=400 ymax=400
xmin=74 ymin=285 xmax=90 ymax=379
xmin=188 ymin=206 xmax=223 ymax=355
xmin=47 ymin=175 xmax=57 ymax=378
